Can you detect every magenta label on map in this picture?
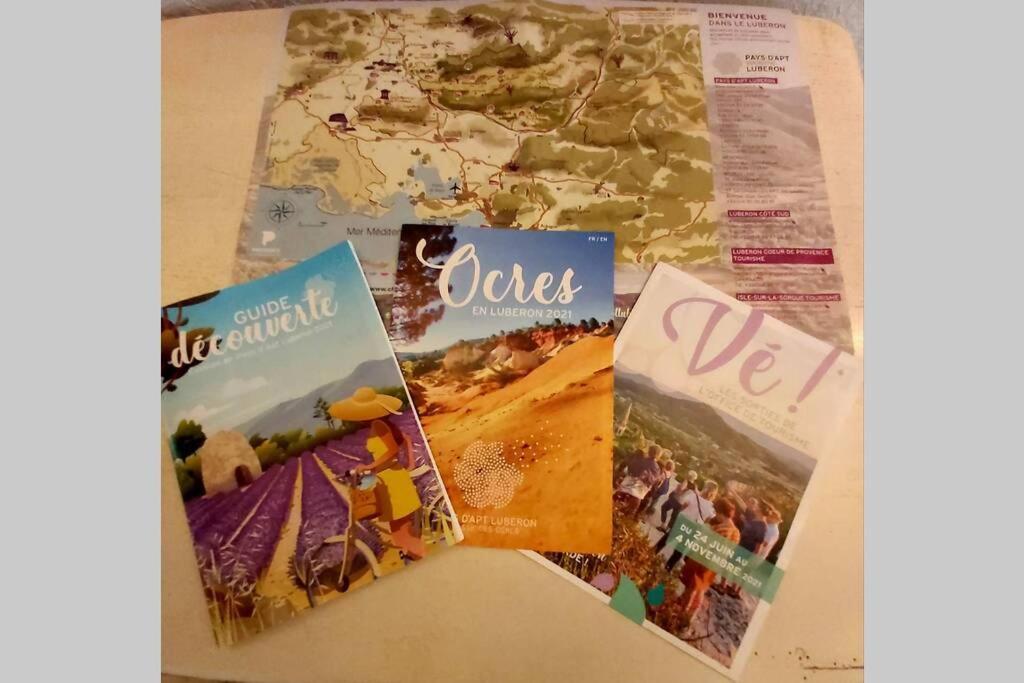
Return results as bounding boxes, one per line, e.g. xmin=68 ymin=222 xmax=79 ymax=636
xmin=727 ymin=209 xmax=792 ymax=218
xmin=736 ymin=292 xmax=842 ymax=303
xmin=731 ymin=248 xmax=835 ymax=265
xmin=714 ymin=76 xmax=778 ymax=84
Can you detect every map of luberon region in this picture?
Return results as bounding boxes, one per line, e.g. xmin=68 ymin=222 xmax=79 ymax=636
xmin=236 ymin=0 xmax=716 ymax=300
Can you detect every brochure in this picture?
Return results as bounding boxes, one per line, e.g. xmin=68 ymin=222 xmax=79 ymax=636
xmin=527 ymin=263 xmax=860 ymax=678
xmin=391 ymin=224 xmax=614 ymax=552
xmin=161 ymin=242 xmax=461 ymax=645
xmin=232 ymin=0 xmax=851 ymax=351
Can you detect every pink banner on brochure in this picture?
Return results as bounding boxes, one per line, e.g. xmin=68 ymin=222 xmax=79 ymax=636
xmin=731 ymin=248 xmax=835 ymax=265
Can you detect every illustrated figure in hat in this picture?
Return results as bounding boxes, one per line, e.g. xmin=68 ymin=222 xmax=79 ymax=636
xmin=329 ymin=387 xmax=426 ymax=561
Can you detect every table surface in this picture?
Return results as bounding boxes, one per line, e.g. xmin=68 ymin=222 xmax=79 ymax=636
xmin=162 ymin=8 xmax=863 ymax=682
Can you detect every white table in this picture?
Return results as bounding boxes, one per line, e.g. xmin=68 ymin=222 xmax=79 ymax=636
xmin=162 ymin=8 xmax=864 ymax=681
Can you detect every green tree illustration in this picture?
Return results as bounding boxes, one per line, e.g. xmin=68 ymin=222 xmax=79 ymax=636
xmin=171 ymin=419 xmax=207 ymax=459
xmin=313 ymin=397 xmax=336 ymax=429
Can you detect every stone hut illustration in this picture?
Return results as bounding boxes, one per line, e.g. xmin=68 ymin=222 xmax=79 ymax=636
xmin=198 ymin=431 xmax=262 ymax=495
xmin=380 ymin=88 xmax=391 ymax=100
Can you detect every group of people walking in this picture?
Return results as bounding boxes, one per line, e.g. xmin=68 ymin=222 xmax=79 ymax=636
xmin=614 ymin=441 xmax=784 ymax=627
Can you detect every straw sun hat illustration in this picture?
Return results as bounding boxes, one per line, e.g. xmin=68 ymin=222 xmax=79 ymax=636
xmin=329 ymin=386 xmax=403 ymax=422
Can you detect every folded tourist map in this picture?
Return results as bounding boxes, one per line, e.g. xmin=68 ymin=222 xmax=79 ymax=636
xmin=529 ymin=263 xmax=860 ymax=678
xmin=390 ymin=224 xmax=615 ymax=551
xmin=161 ymin=242 xmax=461 ymax=645
xmin=233 ymin=0 xmax=853 ymax=351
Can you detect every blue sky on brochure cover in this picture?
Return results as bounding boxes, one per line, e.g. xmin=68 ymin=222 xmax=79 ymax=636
xmin=396 ymin=226 xmax=615 ymax=354
xmin=161 ymin=243 xmax=397 ymax=434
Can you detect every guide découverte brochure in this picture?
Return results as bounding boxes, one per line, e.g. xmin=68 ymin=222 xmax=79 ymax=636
xmin=161 ymin=242 xmax=461 ymax=645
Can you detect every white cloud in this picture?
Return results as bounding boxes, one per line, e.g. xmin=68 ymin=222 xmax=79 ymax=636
xmin=305 ymin=274 xmax=335 ymax=303
xmin=221 ymin=376 xmax=268 ymax=399
xmin=175 ymin=403 xmax=231 ymax=426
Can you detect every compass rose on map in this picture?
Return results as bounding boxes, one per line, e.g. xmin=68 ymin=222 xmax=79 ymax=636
xmin=267 ymin=199 xmax=295 ymax=224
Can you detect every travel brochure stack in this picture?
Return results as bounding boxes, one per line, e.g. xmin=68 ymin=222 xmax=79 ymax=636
xmin=162 ymin=1 xmax=861 ymax=678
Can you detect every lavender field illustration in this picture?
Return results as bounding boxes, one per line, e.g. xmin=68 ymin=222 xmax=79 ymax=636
xmin=161 ymin=244 xmax=459 ymax=645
